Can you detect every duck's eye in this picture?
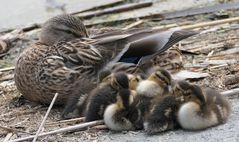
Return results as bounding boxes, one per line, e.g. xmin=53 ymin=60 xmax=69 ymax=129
xmin=65 ymin=30 xmax=78 ymax=37
xmin=65 ymin=30 xmax=73 ymax=34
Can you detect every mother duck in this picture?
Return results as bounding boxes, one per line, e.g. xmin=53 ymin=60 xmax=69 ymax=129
xmin=14 ymin=14 xmax=196 ymax=105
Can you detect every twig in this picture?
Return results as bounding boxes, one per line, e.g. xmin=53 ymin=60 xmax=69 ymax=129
xmin=176 ymin=17 xmax=239 ymax=30
xmin=205 ymin=50 xmax=214 ymax=61
xmin=123 ymin=20 xmax=144 ymax=30
xmin=153 ymin=23 xmax=178 ymax=30
xmin=222 ymin=88 xmax=239 ymax=97
xmin=0 ymin=126 xmax=32 ymax=134
xmin=0 ymin=40 xmax=9 ymax=54
xmin=91 ymin=124 xmax=108 ymax=130
xmin=0 ymin=74 xmax=14 ymax=82
xmin=77 ymin=1 xmax=152 ymax=19
xmin=202 ymin=59 xmax=237 ymax=65
xmin=10 ymin=120 xmax=104 ymax=142
xmin=0 ymin=66 xmax=15 ymax=72
xmin=46 ymin=117 xmax=85 ymax=126
xmin=3 ymin=133 xmax=13 ymax=142
xmin=32 ymin=93 xmax=59 ymax=142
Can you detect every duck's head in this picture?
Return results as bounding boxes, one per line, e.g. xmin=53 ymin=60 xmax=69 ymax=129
xmin=173 ymin=81 xmax=206 ymax=104
xmin=148 ymin=68 xmax=172 ymax=89
xmin=110 ymin=72 xmax=129 ymax=90
xmin=127 ymin=74 xmax=145 ymax=90
xmin=40 ymin=14 xmax=88 ymax=45
xmin=116 ymin=89 xmax=134 ymax=109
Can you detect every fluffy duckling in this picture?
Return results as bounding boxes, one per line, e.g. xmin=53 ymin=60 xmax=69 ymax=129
xmin=127 ymin=73 xmax=145 ymax=90
xmin=104 ymin=89 xmax=136 ymax=131
xmin=128 ymin=68 xmax=173 ymax=129
xmin=137 ymin=67 xmax=173 ymax=97
xmin=176 ymin=82 xmax=231 ymax=130
xmin=62 ymin=69 xmax=112 ymax=119
xmin=144 ymin=95 xmax=181 ymax=134
xmin=84 ymin=72 xmax=129 ymax=122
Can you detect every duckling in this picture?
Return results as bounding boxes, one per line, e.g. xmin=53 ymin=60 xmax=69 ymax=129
xmin=128 ymin=68 xmax=174 ymax=129
xmin=138 ymin=48 xmax=184 ymax=74
xmin=143 ymin=80 xmax=195 ymax=134
xmin=84 ymin=72 xmax=129 ymax=122
xmin=137 ymin=67 xmax=173 ymax=97
xmin=176 ymin=83 xmax=231 ymax=130
xmin=127 ymin=73 xmax=146 ymax=90
xmin=15 ymin=14 xmax=197 ymax=106
xmin=144 ymin=95 xmax=181 ymax=134
xmin=62 ymin=69 xmax=112 ymax=119
xmin=104 ymin=89 xmax=136 ymax=131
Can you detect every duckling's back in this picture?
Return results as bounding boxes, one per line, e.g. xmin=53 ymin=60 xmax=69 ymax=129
xmin=204 ymin=88 xmax=231 ymax=123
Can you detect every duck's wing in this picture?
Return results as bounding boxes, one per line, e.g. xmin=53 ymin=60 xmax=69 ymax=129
xmin=38 ymin=40 xmax=103 ymax=92
xmin=94 ymin=29 xmax=197 ymax=65
xmin=121 ymin=30 xmax=197 ymax=65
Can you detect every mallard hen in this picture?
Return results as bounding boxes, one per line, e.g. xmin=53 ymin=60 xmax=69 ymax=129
xmin=14 ymin=14 xmax=196 ymax=105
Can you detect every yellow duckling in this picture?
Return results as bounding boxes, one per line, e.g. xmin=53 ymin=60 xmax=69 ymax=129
xmin=127 ymin=73 xmax=145 ymax=91
xmin=176 ymin=82 xmax=231 ymax=130
xmin=104 ymin=89 xmax=136 ymax=131
xmin=129 ymin=68 xmax=173 ymax=129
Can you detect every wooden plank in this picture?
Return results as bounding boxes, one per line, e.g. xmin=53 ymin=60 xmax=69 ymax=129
xmin=84 ymin=1 xmax=239 ymax=27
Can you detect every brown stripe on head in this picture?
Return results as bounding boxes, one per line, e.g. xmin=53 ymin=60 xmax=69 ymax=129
xmin=111 ymin=72 xmax=129 ymax=90
xmin=155 ymin=69 xmax=172 ymax=86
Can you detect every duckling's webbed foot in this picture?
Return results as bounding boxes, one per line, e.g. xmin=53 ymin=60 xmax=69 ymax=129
xmin=144 ymin=95 xmax=179 ymax=134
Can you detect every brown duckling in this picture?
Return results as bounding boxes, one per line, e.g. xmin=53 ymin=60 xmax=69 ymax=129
xmin=15 ymin=13 xmax=197 ymax=111
xmin=104 ymin=89 xmax=136 ymax=131
xmin=176 ymin=82 xmax=231 ymax=130
xmin=84 ymin=72 xmax=129 ymax=122
xmin=62 ymin=69 xmax=112 ymax=119
xmin=144 ymin=95 xmax=181 ymax=134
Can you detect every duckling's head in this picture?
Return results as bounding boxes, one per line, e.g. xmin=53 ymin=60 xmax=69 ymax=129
xmin=128 ymin=74 xmax=145 ymax=90
xmin=148 ymin=68 xmax=172 ymax=88
xmin=173 ymin=81 xmax=205 ymax=104
xmin=116 ymin=89 xmax=134 ymax=109
xmin=173 ymin=80 xmax=192 ymax=97
xmin=98 ymin=69 xmax=112 ymax=84
xmin=190 ymin=85 xmax=206 ymax=104
xmin=111 ymin=72 xmax=129 ymax=90
xmin=40 ymin=14 xmax=88 ymax=45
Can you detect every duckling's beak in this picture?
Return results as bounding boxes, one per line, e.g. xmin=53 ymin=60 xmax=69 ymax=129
xmin=168 ymin=85 xmax=172 ymax=93
xmin=116 ymin=96 xmax=124 ymax=109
